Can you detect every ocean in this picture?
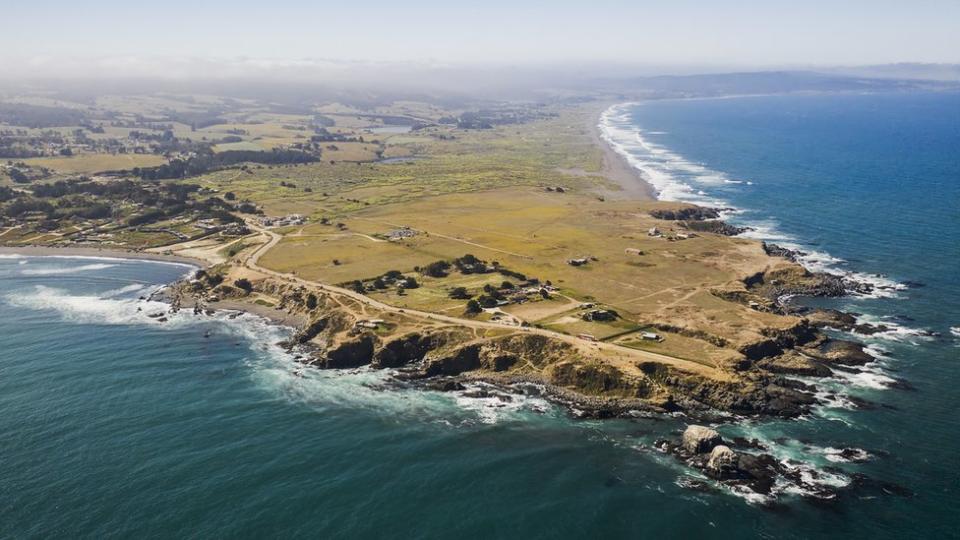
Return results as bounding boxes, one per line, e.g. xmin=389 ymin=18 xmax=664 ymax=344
xmin=2 ymin=91 xmax=958 ymax=538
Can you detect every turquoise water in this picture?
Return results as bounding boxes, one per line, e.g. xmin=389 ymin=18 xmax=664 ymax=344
xmin=2 ymin=92 xmax=958 ymax=538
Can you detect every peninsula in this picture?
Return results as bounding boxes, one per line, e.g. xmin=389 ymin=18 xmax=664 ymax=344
xmin=0 ymin=94 xmax=880 ymax=419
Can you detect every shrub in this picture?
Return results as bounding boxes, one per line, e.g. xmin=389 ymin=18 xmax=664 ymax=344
xmin=465 ymin=299 xmax=482 ymax=314
xmin=423 ymin=260 xmax=451 ymax=278
xmin=234 ymin=278 xmax=253 ymax=293
xmin=478 ymin=295 xmax=499 ymax=308
xmin=448 ymin=287 xmax=470 ymax=299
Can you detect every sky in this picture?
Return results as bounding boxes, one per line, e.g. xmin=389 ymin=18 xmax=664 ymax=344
xmin=3 ymin=0 xmax=959 ymax=79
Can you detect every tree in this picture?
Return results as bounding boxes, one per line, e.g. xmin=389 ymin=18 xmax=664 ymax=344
xmin=448 ymin=286 xmax=470 ymax=300
xmin=465 ymin=299 xmax=482 ymax=314
xmin=373 ymin=277 xmax=387 ymax=289
xmin=423 ymin=260 xmax=451 ymax=278
xmin=9 ymin=168 xmax=29 ymax=184
xmin=478 ymin=295 xmax=499 ymax=308
xmin=305 ymin=293 xmax=318 ymax=310
xmin=403 ymin=276 xmax=419 ymax=289
xmin=500 ymin=281 xmax=514 ymax=290
xmin=224 ymin=192 xmax=236 ymax=201
xmin=234 ymin=278 xmax=253 ymax=293
xmin=349 ymin=280 xmax=365 ymax=293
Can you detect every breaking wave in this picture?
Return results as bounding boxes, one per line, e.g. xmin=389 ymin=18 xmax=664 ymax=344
xmin=599 ymin=103 xmax=908 ymax=299
xmin=20 ymin=263 xmax=116 ymax=276
xmin=1 ymin=280 xmax=557 ymax=427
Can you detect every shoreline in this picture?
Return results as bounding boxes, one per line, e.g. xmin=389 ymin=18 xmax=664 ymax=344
xmin=590 ymin=104 xmax=658 ymax=200
xmin=0 ymin=245 xmax=206 ymax=268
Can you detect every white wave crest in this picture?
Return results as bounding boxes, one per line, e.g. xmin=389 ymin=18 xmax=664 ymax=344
xmin=599 ymin=103 xmax=908 ymax=297
xmin=20 ymin=263 xmax=116 ymax=276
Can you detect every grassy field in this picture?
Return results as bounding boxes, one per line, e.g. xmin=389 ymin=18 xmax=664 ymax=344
xmin=201 ymin=104 xmax=798 ymax=367
xmin=21 ymin=153 xmax=168 ymax=174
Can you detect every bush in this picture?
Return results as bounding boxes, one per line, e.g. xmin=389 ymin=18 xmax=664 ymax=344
xmin=9 ymin=168 xmax=29 ymax=184
xmin=478 ymin=295 xmax=499 ymax=308
xmin=306 ymin=293 xmax=318 ymax=309
xmin=465 ymin=299 xmax=482 ymax=314
xmin=403 ymin=277 xmax=419 ymax=289
xmin=423 ymin=260 xmax=451 ymax=278
xmin=448 ymin=286 xmax=470 ymax=299
xmin=0 ymin=186 xmax=16 ymax=202
xmin=234 ymin=278 xmax=253 ymax=293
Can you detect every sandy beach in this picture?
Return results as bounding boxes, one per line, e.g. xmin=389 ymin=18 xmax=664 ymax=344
xmin=0 ymin=245 xmax=205 ymax=267
xmin=591 ymin=104 xmax=657 ymax=200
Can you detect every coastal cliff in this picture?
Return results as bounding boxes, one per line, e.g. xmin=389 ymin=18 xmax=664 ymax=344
xmin=170 ymin=251 xmax=877 ymax=420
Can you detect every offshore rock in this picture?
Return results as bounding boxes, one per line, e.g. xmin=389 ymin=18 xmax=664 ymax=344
xmin=683 ymin=425 xmax=723 ymax=454
xmin=706 ymin=445 xmax=739 ymax=479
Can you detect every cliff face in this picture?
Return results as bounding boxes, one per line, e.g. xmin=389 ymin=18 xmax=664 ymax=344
xmin=185 ymin=271 xmax=867 ymax=419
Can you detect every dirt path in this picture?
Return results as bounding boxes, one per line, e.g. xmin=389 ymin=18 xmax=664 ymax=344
xmin=242 ymin=221 xmax=725 ymax=379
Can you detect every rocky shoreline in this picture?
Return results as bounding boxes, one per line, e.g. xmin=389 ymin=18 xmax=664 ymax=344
xmin=135 ymin=207 xmax=913 ymax=504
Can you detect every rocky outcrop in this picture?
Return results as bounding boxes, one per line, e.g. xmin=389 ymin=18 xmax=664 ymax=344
xmin=800 ymin=339 xmax=875 ymax=366
xmin=682 ymin=425 xmax=722 ymax=453
xmin=805 ymin=308 xmax=893 ymax=335
xmin=706 ymin=445 xmax=739 ymax=478
xmin=373 ymin=332 xmax=442 ymax=368
xmin=313 ymin=334 xmax=377 ymax=369
xmin=756 ymin=351 xmax=832 ymax=377
xmin=650 ymin=206 xmax=720 ymax=221
xmin=424 ymin=344 xmax=482 ymax=376
xmin=737 ymin=320 xmax=818 ymax=361
xmin=682 ymin=219 xmax=749 ymax=236
xmin=548 ymin=360 xmax=654 ymax=399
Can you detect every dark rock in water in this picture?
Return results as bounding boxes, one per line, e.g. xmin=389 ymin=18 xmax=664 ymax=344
xmin=425 ymin=378 xmax=466 ymax=392
xmin=676 ymin=476 xmax=714 ymax=493
xmin=852 ymin=323 xmax=890 ymax=335
xmin=885 ymin=378 xmax=916 ymax=391
xmin=731 ymin=437 xmax=768 ymax=451
xmin=838 ymin=447 xmax=872 ymax=463
xmin=735 ymin=453 xmax=780 ymax=495
xmin=902 ymin=280 xmax=925 ymax=289
xmin=878 ymin=482 xmax=914 ymax=498
xmin=762 ymin=242 xmax=804 ymax=262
